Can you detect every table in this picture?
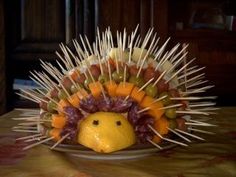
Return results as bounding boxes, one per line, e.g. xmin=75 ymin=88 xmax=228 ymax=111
xmin=0 ymin=107 xmax=236 ymax=177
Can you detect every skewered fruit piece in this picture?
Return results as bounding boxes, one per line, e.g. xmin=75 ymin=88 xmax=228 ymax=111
xmin=144 ymin=84 xmax=158 ymax=97
xmin=112 ymin=71 xmax=126 ymax=83
xmin=132 ymin=47 xmax=148 ymax=62
xmin=88 ymin=81 xmax=103 ymax=98
xmin=104 ymin=81 xmax=118 ymax=97
xmin=128 ymin=76 xmax=145 ymax=87
xmin=49 ymin=128 xmax=62 ymax=141
xmin=58 ymin=90 xmax=68 ymax=100
xmin=130 ymin=86 xmax=146 ymax=103
xmin=51 ymin=114 xmax=67 ymax=129
xmin=98 ymin=74 xmax=109 ymax=84
xmin=159 ymin=92 xmax=172 ymax=106
xmin=115 ymin=82 xmax=135 ymax=97
xmin=140 ymin=96 xmax=164 ymax=120
xmin=47 ymin=99 xmax=59 ymax=113
xmin=81 ymin=55 xmax=98 ymax=67
xmin=109 ymin=48 xmax=129 ymax=61
xmin=165 ymin=108 xmax=177 ymax=119
xmin=143 ymin=66 xmax=159 ymax=82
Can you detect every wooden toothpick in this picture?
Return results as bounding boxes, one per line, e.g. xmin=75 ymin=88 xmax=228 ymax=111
xmin=50 ymin=133 xmax=70 ymax=149
xmin=23 ymin=137 xmax=54 ymax=150
xmin=148 ymin=125 xmax=188 ymax=147
xmin=175 ymin=129 xmax=205 ymax=141
xmin=147 ymin=139 xmax=162 ymax=150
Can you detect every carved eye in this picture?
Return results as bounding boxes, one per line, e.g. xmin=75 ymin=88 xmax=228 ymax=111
xmin=92 ymin=120 xmax=99 ymax=125
xmin=116 ymin=120 xmax=121 ymax=126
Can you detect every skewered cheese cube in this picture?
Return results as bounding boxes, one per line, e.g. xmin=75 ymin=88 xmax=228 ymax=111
xmin=109 ymin=48 xmax=129 ymax=61
xmin=132 ymin=47 xmax=148 ymax=62
xmin=161 ymin=60 xmax=179 ymax=87
xmin=82 ymin=55 xmax=98 ymax=67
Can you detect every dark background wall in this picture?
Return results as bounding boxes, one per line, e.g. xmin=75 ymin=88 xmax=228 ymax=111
xmin=1 ymin=0 xmax=236 ymax=114
xmin=0 ymin=0 xmax=6 ymax=114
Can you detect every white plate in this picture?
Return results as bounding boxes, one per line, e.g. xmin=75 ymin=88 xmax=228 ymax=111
xmin=44 ymin=142 xmax=176 ymax=160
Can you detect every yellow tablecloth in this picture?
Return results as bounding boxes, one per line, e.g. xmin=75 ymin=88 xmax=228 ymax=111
xmin=0 ymin=107 xmax=236 ymax=177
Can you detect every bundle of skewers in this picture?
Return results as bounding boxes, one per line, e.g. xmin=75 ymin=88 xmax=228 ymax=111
xmin=13 ymin=26 xmax=217 ymax=153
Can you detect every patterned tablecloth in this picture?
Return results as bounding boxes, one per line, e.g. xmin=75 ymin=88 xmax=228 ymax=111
xmin=0 ymin=107 xmax=236 ymax=177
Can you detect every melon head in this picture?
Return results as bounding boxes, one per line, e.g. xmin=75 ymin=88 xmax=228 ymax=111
xmin=77 ymin=112 xmax=136 ymax=153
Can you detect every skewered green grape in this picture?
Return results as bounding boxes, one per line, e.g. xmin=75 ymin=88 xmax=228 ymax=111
xmin=144 ymin=84 xmax=158 ymax=97
xmin=47 ymin=99 xmax=58 ymax=113
xmin=112 ymin=71 xmax=129 ymax=83
xmin=84 ymin=78 xmax=93 ymax=89
xmin=41 ymin=112 xmax=52 ymax=128
xmin=159 ymin=92 xmax=172 ymax=106
xmin=168 ymin=119 xmax=177 ymax=129
xmin=165 ymin=108 xmax=177 ymax=119
xmin=98 ymin=74 xmax=109 ymax=84
xmin=70 ymin=83 xmax=84 ymax=94
xmin=58 ymin=90 xmax=68 ymax=100
xmin=128 ymin=75 xmax=145 ymax=87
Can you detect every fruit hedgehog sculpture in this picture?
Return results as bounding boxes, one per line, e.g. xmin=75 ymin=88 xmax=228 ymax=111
xmin=14 ymin=26 xmax=217 ymax=154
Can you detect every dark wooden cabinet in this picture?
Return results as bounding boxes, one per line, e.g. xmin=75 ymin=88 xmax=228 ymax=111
xmin=5 ymin=0 xmax=168 ymax=110
xmin=6 ymin=0 xmax=169 ymax=60
xmin=5 ymin=0 xmax=69 ymax=110
xmin=167 ymin=0 xmax=236 ymax=105
xmin=0 ymin=0 xmax=6 ymax=115
xmin=7 ymin=0 xmax=69 ymax=59
xmin=171 ymin=31 xmax=236 ymax=105
xmin=3 ymin=0 xmax=236 ymax=112
xmin=95 ymin=0 xmax=168 ymax=42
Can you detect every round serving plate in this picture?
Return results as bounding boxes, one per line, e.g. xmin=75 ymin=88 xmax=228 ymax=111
xmin=44 ymin=141 xmax=176 ymax=160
